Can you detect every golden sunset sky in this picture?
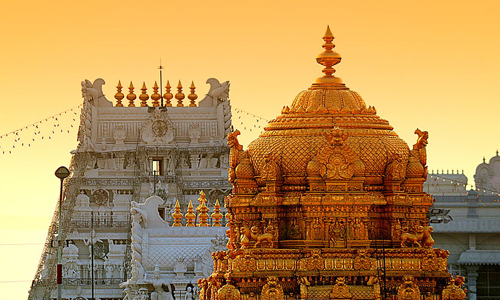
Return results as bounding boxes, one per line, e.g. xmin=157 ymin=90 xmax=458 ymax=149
xmin=1 ymin=0 xmax=499 ymax=299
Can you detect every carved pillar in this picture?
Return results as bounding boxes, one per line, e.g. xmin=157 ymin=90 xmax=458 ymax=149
xmin=465 ymin=265 xmax=479 ymax=300
xmin=190 ymin=155 xmax=200 ymax=170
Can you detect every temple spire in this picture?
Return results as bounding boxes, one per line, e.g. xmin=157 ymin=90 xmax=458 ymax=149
xmin=313 ymin=25 xmax=345 ymax=89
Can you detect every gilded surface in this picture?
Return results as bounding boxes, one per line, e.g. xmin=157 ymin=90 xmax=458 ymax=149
xmin=202 ymin=27 xmax=465 ymax=300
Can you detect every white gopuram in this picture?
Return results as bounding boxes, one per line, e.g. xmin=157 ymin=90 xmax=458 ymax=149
xmin=29 ymin=77 xmax=232 ymax=300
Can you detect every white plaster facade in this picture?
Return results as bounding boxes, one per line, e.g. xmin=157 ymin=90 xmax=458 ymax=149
xmin=29 ymin=78 xmax=232 ymax=300
xmin=424 ymin=155 xmax=500 ymax=300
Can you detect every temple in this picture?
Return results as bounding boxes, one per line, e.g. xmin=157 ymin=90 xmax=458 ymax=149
xmin=29 ymin=77 xmax=232 ymax=299
xmin=203 ymin=27 xmax=467 ymax=300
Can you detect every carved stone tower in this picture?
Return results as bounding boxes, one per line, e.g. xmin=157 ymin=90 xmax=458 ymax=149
xmin=29 ymin=77 xmax=232 ymax=300
xmin=202 ymin=27 xmax=467 ymax=300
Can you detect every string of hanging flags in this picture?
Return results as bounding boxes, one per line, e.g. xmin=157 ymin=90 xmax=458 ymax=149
xmin=0 ymin=105 xmax=82 ymax=154
xmin=0 ymin=106 xmax=268 ymax=155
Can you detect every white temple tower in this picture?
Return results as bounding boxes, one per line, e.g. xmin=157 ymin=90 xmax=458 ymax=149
xmin=29 ymin=78 xmax=232 ymax=300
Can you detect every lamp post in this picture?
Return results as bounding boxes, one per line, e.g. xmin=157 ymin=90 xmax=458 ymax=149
xmin=54 ymin=166 xmax=70 ymax=300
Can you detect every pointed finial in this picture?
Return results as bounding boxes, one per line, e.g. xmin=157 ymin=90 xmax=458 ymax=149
xmin=139 ymin=82 xmax=149 ymax=107
xmin=313 ymin=26 xmax=344 ymax=89
xmin=211 ymin=199 xmax=223 ymax=227
xmin=172 ymin=200 xmax=183 ymax=226
xmin=114 ymin=81 xmax=124 ymax=107
xmin=196 ymin=190 xmax=209 ymax=227
xmin=175 ymin=80 xmax=185 ymax=107
xmin=497 ymin=150 xmax=499 ymax=156
xmin=185 ymin=200 xmax=196 ymax=227
xmin=483 ymin=156 xmax=486 ymax=163
xmin=188 ymin=81 xmax=198 ymax=107
xmin=127 ymin=81 xmax=136 ymax=107
xmin=163 ymin=81 xmax=173 ymax=107
xmin=151 ymin=81 xmax=161 ymax=107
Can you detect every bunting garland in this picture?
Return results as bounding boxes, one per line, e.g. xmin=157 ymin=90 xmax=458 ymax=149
xmin=0 ymin=105 xmax=82 ymax=155
xmin=232 ymin=108 xmax=269 ymax=133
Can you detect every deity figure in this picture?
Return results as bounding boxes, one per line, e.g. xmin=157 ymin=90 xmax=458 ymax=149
xmin=329 ymin=219 xmax=346 ymax=246
xmin=185 ymin=286 xmax=194 ymax=300
xmin=104 ymin=260 xmax=114 ymax=282
xmin=352 ymin=217 xmax=366 ymax=240
xmin=311 ymin=218 xmax=322 ymax=240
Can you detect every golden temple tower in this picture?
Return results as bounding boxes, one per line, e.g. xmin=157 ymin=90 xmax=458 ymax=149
xmin=200 ymin=27 xmax=467 ymax=300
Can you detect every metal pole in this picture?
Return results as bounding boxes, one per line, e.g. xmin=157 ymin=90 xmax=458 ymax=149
xmin=57 ymin=177 xmax=63 ymax=300
xmin=159 ymin=60 xmax=164 ymax=107
xmin=91 ymin=211 xmax=95 ymax=300
xmin=54 ymin=166 xmax=69 ymax=300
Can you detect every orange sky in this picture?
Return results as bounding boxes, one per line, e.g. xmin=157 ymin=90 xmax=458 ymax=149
xmin=1 ymin=1 xmax=499 ymax=299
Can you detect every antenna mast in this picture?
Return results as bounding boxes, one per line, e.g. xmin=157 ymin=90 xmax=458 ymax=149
xmin=159 ymin=59 xmax=164 ymax=107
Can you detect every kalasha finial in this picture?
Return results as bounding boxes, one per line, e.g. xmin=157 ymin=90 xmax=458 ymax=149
xmin=172 ymin=200 xmax=183 ymax=227
xmin=151 ymin=81 xmax=161 ymax=107
xmin=114 ymin=81 xmax=124 ymax=107
xmin=163 ymin=81 xmax=173 ymax=107
xmin=185 ymin=200 xmax=196 ymax=227
xmin=196 ymin=191 xmax=209 ymax=227
xmin=188 ymin=81 xmax=198 ymax=107
xmin=127 ymin=81 xmax=136 ymax=107
xmin=175 ymin=80 xmax=185 ymax=107
xmin=313 ymin=26 xmax=345 ymax=88
xmin=211 ymin=199 xmax=223 ymax=227
xmin=139 ymin=82 xmax=149 ymax=107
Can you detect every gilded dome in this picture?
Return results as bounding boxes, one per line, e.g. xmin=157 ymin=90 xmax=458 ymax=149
xmin=246 ymin=27 xmax=410 ymax=187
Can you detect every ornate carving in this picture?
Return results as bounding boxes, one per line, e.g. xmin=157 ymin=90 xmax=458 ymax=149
xmin=329 ymin=277 xmax=352 ymax=299
xmin=234 ymin=251 xmax=257 ymax=272
xmin=321 ymin=128 xmax=356 ymax=180
xmin=201 ymin=27 xmax=460 ymax=300
xmin=91 ymin=189 xmax=109 ymax=205
xmin=261 ymin=277 xmax=284 ymax=300
xmin=227 ymin=130 xmax=243 ymax=183
xmin=261 ymin=153 xmax=282 ymax=181
xmin=141 ymin=108 xmax=174 ymax=144
xmin=299 ymin=249 xmax=324 ymax=271
xmin=399 ymin=225 xmax=434 ymax=248
xmin=217 ymin=282 xmax=241 ymax=300
xmin=442 ymin=276 xmax=467 ymax=300
xmin=353 ymin=249 xmax=374 ymax=270
xmin=250 ymin=225 xmax=276 ymax=248
xmin=206 ymin=78 xmax=230 ymax=104
xmin=413 ymin=128 xmax=428 ymax=166
xmin=397 ymin=276 xmax=420 ymax=300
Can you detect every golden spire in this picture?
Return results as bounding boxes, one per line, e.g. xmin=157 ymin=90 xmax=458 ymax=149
xmin=185 ymin=200 xmax=196 ymax=227
xmin=127 ymin=81 xmax=136 ymax=107
xmin=188 ymin=81 xmax=198 ymax=107
xmin=139 ymin=82 xmax=149 ymax=107
xmin=211 ymin=199 xmax=223 ymax=227
xmin=163 ymin=81 xmax=173 ymax=107
xmin=114 ymin=81 xmax=124 ymax=107
xmin=151 ymin=81 xmax=161 ymax=107
xmin=172 ymin=200 xmax=183 ymax=226
xmin=175 ymin=80 xmax=185 ymax=107
xmin=313 ymin=25 xmax=345 ymax=88
xmin=196 ymin=191 xmax=209 ymax=227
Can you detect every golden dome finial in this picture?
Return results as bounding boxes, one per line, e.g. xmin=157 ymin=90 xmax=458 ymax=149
xmin=185 ymin=200 xmax=196 ymax=227
xmin=313 ymin=26 xmax=345 ymax=89
xmin=211 ymin=199 xmax=223 ymax=227
xmin=139 ymin=81 xmax=149 ymax=107
xmin=188 ymin=81 xmax=198 ymax=107
xmin=151 ymin=81 xmax=161 ymax=107
xmin=163 ymin=81 xmax=173 ymax=107
xmin=127 ymin=81 xmax=136 ymax=107
xmin=175 ymin=80 xmax=185 ymax=107
xmin=114 ymin=80 xmax=124 ymax=107
xmin=196 ymin=190 xmax=209 ymax=227
xmin=172 ymin=199 xmax=183 ymax=227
